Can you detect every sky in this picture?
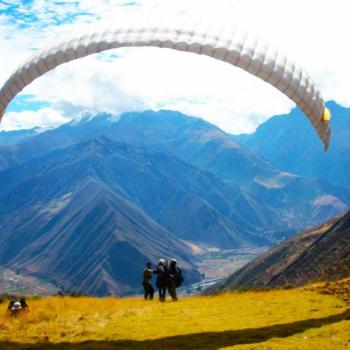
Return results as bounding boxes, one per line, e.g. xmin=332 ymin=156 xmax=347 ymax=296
xmin=0 ymin=0 xmax=349 ymax=133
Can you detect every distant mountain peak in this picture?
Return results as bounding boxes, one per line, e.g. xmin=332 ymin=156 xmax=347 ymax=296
xmin=87 ymin=135 xmax=114 ymax=148
xmin=234 ymin=101 xmax=350 ymax=188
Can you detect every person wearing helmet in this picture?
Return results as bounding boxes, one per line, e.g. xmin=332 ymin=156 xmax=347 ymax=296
xmin=8 ymin=301 xmax=22 ymax=316
xmin=7 ymin=298 xmax=30 ymax=316
xmin=142 ymin=262 xmax=154 ymax=300
xmin=154 ymin=259 xmax=168 ymax=302
xmin=168 ymin=258 xmax=183 ymax=301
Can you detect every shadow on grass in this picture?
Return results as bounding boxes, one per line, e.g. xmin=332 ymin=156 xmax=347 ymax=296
xmin=2 ymin=308 xmax=350 ymax=350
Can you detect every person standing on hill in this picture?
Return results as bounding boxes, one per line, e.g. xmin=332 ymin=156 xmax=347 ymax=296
xmin=168 ymin=259 xmax=183 ymax=301
xmin=154 ymin=259 xmax=168 ymax=302
xmin=142 ymin=262 xmax=154 ymax=300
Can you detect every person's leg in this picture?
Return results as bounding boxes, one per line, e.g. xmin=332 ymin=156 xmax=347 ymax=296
xmin=168 ymin=283 xmax=178 ymax=301
xmin=143 ymin=283 xmax=148 ymax=300
xmin=146 ymin=283 xmax=153 ymax=300
xmin=172 ymin=287 xmax=178 ymax=301
xmin=149 ymin=284 xmax=154 ymax=300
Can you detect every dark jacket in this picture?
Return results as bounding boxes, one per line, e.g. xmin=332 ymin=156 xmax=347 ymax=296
xmin=142 ymin=268 xmax=153 ymax=284
xmin=168 ymin=264 xmax=183 ymax=287
xmin=154 ymin=264 xmax=168 ymax=288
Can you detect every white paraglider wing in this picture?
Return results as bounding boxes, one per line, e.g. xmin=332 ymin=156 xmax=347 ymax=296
xmin=0 ymin=20 xmax=331 ymax=149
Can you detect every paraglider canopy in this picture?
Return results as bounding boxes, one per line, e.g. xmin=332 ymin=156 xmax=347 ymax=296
xmin=0 ymin=19 xmax=331 ymax=149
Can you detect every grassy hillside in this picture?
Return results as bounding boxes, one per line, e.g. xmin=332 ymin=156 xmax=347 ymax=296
xmin=1 ymin=280 xmax=349 ymax=349
xmin=207 ymin=211 xmax=350 ymax=294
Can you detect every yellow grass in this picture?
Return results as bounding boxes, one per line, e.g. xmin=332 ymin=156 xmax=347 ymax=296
xmin=0 ymin=286 xmax=349 ymax=349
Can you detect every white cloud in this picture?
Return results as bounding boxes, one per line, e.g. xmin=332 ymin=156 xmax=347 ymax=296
xmin=0 ymin=0 xmax=349 ymax=132
xmin=1 ymin=108 xmax=70 ymax=131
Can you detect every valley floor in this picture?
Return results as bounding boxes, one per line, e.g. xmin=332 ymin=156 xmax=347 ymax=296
xmin=0 ymin=280 xmax=350 ymax=350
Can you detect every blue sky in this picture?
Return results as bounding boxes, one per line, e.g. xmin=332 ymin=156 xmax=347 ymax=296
xmin=0 ymin=0 xmax=349 ymax=131
xmin=1 ymin=0 xmax=97 ymax=26
xmin=6 ymin=95 xmax=50 ymax=113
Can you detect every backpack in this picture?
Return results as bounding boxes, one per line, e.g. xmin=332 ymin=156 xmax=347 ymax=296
xmin=175 ymin=267 xmax=184 ymax=287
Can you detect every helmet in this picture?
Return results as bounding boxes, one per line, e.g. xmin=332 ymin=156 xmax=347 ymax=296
xmin=158 ymin=259 xmax=166 ymax=265
xmin=13 ymin=302 xmax=21 ymax=309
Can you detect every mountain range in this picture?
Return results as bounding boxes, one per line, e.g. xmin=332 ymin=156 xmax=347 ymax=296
xmin=0 ymin=107 xmax=349 ymax=295
xmin=235 ymin=101 xmax=350 ymax=189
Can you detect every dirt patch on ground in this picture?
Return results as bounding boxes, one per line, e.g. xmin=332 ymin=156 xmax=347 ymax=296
xmin=305 ymin=278 xmax=350 ymax=304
